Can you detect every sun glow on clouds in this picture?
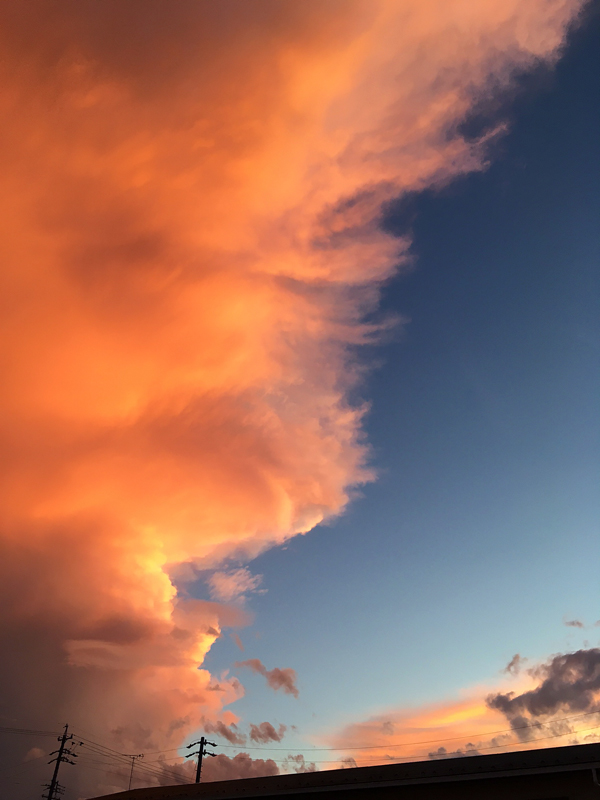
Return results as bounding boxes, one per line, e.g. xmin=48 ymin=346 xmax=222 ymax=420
xmin=325 ymin=652 xmax=600 ymax=767
xmin=0 ymin=0 xmax=585 ymax=793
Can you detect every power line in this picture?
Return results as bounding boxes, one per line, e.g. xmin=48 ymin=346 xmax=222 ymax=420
xmin=76 ymin=753 xmax=188 ymax=787
xmin=77 ymin=746 xmax=187 ymax=785
xmin=17 ymin=708 xmax=595 ymax=794
xmin=73 ymin=737 xmax=188 ymax=785
xmin=209 ymin=709 xmax=600 ymax=752
xmin=69 ymin=731 xmax=192 ymax=786
xmin=245 ymin=723 xmax=600 ymax=765
xmin=0 ymin=726 xmax=59 ymax=737
xmin=0 ymin=752 xmax=47 ymax=776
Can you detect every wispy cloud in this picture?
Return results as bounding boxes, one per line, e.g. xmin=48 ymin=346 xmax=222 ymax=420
xmin=236 ymin=659 xmax=299 ymax=698
xmin=503 ymin=654 xmax=526 ymax=675
xmin=208 ymin=568 xmax=264 ymax=603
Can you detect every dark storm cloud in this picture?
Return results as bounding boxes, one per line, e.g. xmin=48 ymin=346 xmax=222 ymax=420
xmin=487 ymin=648 xmax=600 ymax=740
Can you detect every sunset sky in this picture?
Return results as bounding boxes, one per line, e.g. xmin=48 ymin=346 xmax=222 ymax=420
xmin=0 ymin=1 xmax=598 ymax=797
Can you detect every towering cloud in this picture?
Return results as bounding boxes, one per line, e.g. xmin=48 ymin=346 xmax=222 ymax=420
xmin=0 ymin=0 xmax=584 ymax=795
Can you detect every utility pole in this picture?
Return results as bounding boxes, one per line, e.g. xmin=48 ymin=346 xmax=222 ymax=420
xmin=185 ymin=737 xmax=216 ymax=783
xmin=42 ymin=724 xmax=78 ymax=800
xmin=127 ymin=753 xmax=144 ymax=790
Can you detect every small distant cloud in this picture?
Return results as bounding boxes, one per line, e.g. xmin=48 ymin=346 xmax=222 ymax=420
xmin=340 ymin=757 xmax=357 ymax=768
xmin=503 ymin=654 xmax=526 ymax=675
xmin=203 ymin=720 xmax=246 ymax=745
xmin=283 ymin=754 xmax=316 ymax=773
xmin=23 ymin=747 xmax=45 ymax=762
xmin=231 ymin=632 xmax=244 ymax=652
xmin=208 ymin=568 xmax=264 ymax=603
xmin=564 ymin=618 xmax=585 ymax=629
xmin=249 ymin=722 xmax=287 ymax=743
xmin=429 ymin=744 xmax=479 ymax=760
xmin=235 ymin=658 xmax=299 ymax=698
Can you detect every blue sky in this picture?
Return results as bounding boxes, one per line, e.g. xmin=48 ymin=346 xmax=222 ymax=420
xmin=200 ymin=7 xmax=599 ymax=757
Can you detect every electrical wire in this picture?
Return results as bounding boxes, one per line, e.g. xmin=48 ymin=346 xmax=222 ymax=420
xmin=206 ymin=708 xmax=600 ymax=752
xmin=73 ymin=737 xmax=188 ymax=785
xmin=5 ymin=708 xmax=593 ymax=792
xmin=0 ymin=725 xmax=59 ymax=737
xmin=79 ymin=758 xmax=183 ymax=781
xmin=127 ymin=722 xmax=600 ymax=769
xmin=0 ymin=752 xmax=47 ymax=776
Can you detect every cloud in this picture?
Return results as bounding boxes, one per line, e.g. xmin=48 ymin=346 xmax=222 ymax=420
xmin=487 ymin=648 xmax=600 ymax=740
xmin=203 ymin=720 xmax=247 ymax=746
xmin=236 ymin=659 xmax=299 ymax=698
xmin=503 ymin=654 xmax=526 ymax=675
xmin=429 ymin=744 xmax=480 ymax=759
xmin=564 ymin=618 xmax=585 ymax=628
xmin=323 ymin=695 xmax=503 ymax=766
xmin=231 ymin=633 xmax=245 ymax=652
xmin=23 ymin=748 xmax=45 ymax=762
xmin=324 ymin=649 xmax=600 ymax=766
xmin=130 ymin=751 xmax=279 ymax=787
xmin=0 ymin=0 xmax=585 ymax=795
xmin=208 ymin=568 xmax=264 ymax=603
xmin=283 ymin=754 xmax=317 ymax=773
xmin=249 ymin=722 xmax=287 ymax=743
xmin=204 ymin=753 xmax=280 ymax=782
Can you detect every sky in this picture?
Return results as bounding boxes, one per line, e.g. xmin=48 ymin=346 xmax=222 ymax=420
xmin=0 ymin=1 xmax=598 ymax=797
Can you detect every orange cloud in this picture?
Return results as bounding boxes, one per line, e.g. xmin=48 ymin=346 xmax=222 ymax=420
xmin=321 ymin=652 xmax=600 ymax=768
xmin=0 ymin=0 xmax=585 ymax=795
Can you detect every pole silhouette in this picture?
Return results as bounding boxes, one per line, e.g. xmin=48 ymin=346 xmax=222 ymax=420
xmin=127 ymin=753 xmax=144 ymax=790
xmin=42 ymin=724 xmax=78 ymax=800
xmin=186 ymin=737 xmax=217 ymax=783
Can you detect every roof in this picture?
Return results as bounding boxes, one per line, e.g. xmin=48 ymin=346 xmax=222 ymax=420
xmin=92 ymin=742 xmax=600 ymax=799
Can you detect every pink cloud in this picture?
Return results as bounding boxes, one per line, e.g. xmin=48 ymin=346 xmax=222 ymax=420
xmin=236 ymin=659 xmax=299 ymax=698
xmin=208 ymin=568 xmax=264 ymax=603
xmin=249 ymin=722 xmax=287 ymax=744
